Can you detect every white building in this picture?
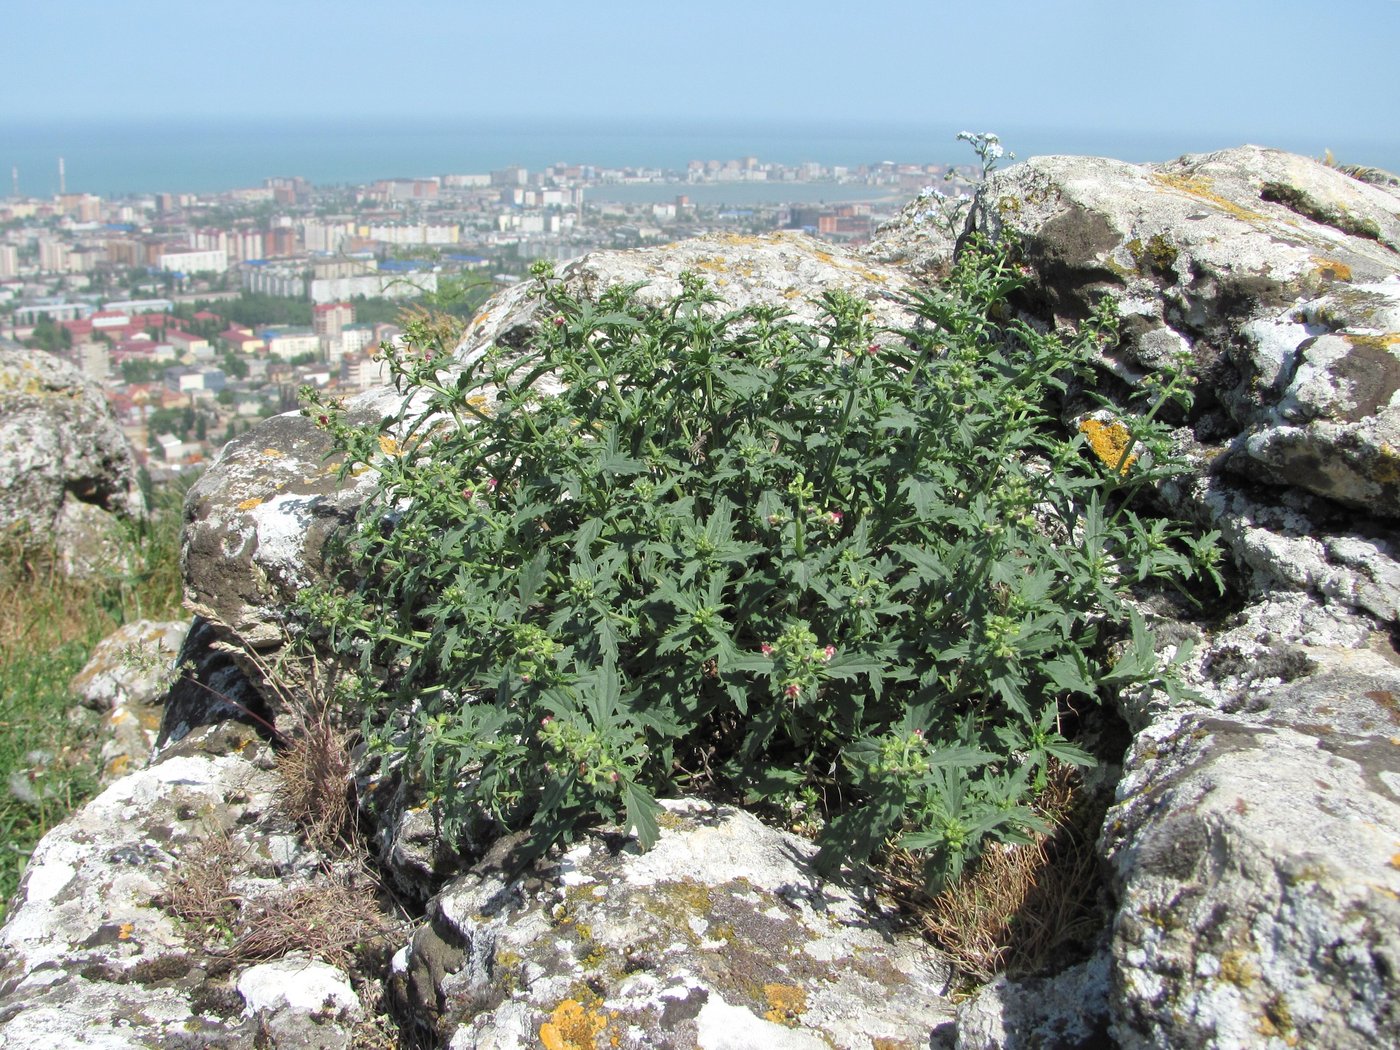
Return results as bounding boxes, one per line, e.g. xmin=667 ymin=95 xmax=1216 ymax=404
xmin=309 ymin=271 xmax=436 ymax=305
xmin=241 ymin=262 xmax=307 ymax=298
xmin=157 ymin=248 xmax=227 ymax=275
xmin=38 ymin=240 xmax=70 ymax=273
xmin=263 ymin=328 xmax=320 ymax=360
xmin=301 ymin=220 xmax=353 ymax=254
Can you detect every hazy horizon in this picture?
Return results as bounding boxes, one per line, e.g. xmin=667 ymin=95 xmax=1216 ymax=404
xmin=7 ymin=2 xmax=1396 ymax=148
xmin=5 ymin=113 xmax=1394 ymax=200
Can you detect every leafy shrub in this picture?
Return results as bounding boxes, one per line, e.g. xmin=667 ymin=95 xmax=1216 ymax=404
xmin=300 ymin=239 xmax=1217 ymax=889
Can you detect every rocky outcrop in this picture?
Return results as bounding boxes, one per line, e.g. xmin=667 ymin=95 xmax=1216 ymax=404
xmin=1102 ymin=693 xmax=1400 ymax=1048
xmin=936 ymin=146 xmax=1400 ymax=1049
xmin=71 ymin=619 xmax=189 ymax=783
xmin=6 ymin=148 xmax=1400 ymax=1048
xmin=0 ymin=346 xmax=145 ymax=573
xmin=392 ymin=799 xmax=954 ymax=1049
xmin=0 ymin=726 xmax=373 ymax=1049
xmin=966 ymin=145 xmax=1400 ymax=519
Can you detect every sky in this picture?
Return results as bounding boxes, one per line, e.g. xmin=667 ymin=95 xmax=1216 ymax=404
xmin=4 ymin=0 xmax=1398 ymax=165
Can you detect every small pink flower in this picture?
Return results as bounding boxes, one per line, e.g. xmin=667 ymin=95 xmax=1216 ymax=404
xmin=522 ymin=674 xmax=533 ymax=684
xmin=827 ymin=510 xmax=843 ymax=526
xmin=317 ymin=414 xmax=329 ymax=426
xmin=540 ymin=714 xmax=551 ymax=725
xmin=784 ymin=683 xmax=801 ymax=699
xmin=822 ymin=645 xmax=835 ymax=661
xmin=760 ymin=643 xmax=774 ymax=656
xmin=912 ymin=728 xmax=924 ymax=738
xmin=609 ymin=771 xmax=620 ymax=783
xmin=866 ymin=342 xmax=879 ymax=356
xmin=552 ymin=315 xmax=566 ymax=327
xmin=487 ymin=477 xmax=499 ymax=490
xmin=462 ymin=488 xmax=474 ymax=500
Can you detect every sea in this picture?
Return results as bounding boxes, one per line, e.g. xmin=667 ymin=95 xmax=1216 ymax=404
xmin=2 ymin=117 xmax=1395 ymax=201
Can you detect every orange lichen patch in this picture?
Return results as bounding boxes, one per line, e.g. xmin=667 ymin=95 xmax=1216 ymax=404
xmin=694 ymin=255 xmax=727 ymax=272
xmin=377 ymin=434 xmax=403 ymax=457
xmin=782 ymin=287 xmax=802 ymax=300
xmin=472 ymin=310 xmax=492 ymax=329
xmin=762 ymin=983 xmax=807 ymax=1026
xmin=117 ymin=922 xmax=135 ymax=941
xmin=720 ymin=233 xmax=763 ymax=247
xmin=1343 ymin=333 xmax=1400 ymax=352
xmin=105 ymin=754 xmax=132 ymax=778
xmin=539 ymin=998 xmax=608 ymax=1050
xmin=1079 ymin=418 xmax=1137 ymax=475
xmin=236 ymin=496 xmax=264 ymax=512
xmin=1310 ymin=256 xmax=1353 ymax=282
xmin=1150 ymin=172 xmax=1266 ymax=225
xmin=1389 ymin=853 xmax=1400 ymax=870
xmin=261 ymin=447 xmax=283 ymax=458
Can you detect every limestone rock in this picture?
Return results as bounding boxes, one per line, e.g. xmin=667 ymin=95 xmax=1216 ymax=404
xmin=237 ymin=957 xmax=363 ymax=1050
xmin=0 ymin=733 xmax=367 ymax=1049
xmin=71 ymin=619 xmax=189 ymax=783
xmin=155 ymin=616 xmax=273 ymax=751
xmin=861 ymin=189 xmax=967 ymax=278
xmin=0 ymin=347 xmax=145 ymax=572
xmin=969 ymin=145 xmax=1400 ymax=519
xmin=954 ymin=949 xmax=1112 ymax=1049
xmin=72 ymin=620 xmax=188 ymax=713
xmin=390 ymin=798 xmax=954 ymax=1049
xmin=1100 ymin=701 xmax=1400 ymax=1049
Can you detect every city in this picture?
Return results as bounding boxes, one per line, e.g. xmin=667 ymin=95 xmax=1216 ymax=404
xmin=0 ymin=153 xmax=974 ymax=477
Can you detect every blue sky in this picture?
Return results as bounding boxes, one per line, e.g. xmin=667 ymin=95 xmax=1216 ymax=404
xmin=5 ymin=0 xmax=1397 ymax=159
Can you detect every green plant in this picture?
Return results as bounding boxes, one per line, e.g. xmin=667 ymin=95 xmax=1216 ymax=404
xmin=300 ymin=238 xmax=1217 ymax=890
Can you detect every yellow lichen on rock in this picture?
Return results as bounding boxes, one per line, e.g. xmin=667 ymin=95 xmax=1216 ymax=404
xmin=762 ymin=983 xmax=807 ymax=1026
xmin=235 ymin=497 xmax=264 ymax=512
xmin=377 ymin=434 xmax=403 ymax=457
xmin=539 ymin=998 xmax=609 ymax=1050
xmin=1150 ymin=172 xmax=1266 ymax=225
xmin=1310 ymin=256 xmax=1353 ymax=282
xmin=1079 ymin=418 xmax=1137 ymax=474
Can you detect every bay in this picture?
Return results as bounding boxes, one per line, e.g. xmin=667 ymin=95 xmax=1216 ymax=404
xmin=2 ymin=116 xmax=1393 ymax=200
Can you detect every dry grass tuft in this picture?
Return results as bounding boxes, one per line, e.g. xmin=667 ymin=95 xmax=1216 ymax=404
xmin=164 ymin=825 xmax=399 ymax=974
xmin=883 ymin=761 xmax=1109 ymax=984
xmin=276 ymin=707 xmax=357 ymax=852
xmin=231 ymin=872 xmax=398 ymax=974
xmin=161 ymin=823 xmax=248 ymax=941
xmin=219 ymin=642 xmax=360 ymax=853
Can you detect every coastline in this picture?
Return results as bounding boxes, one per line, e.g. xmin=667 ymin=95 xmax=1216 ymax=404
xmin=4 ymin=116 xmax=1393 ymax=200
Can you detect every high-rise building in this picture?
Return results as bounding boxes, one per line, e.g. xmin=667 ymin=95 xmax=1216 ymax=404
xmin=313 ymin=301 xmax=354 ymax=340
xmin=38 ymin=239 xmax=69 ymax=273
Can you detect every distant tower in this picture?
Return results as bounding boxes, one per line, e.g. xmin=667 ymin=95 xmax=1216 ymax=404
xmin=58 ymin=156 xmax=66 ymax=195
